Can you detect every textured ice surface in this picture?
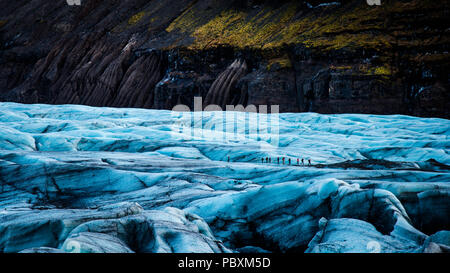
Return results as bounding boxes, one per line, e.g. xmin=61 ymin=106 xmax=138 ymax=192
xmin=0 ymin=102 xmax=449 ymax=253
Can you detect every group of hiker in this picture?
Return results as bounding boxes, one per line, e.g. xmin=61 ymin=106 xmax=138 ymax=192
xmin=227 ymin=156 xmax=312 ymax=166
xmin=262 ymin=157 xmax=311 ymax=166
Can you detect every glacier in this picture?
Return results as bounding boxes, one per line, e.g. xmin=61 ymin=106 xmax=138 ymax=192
xmin=0 ymin=102 xmax=449 ymax=253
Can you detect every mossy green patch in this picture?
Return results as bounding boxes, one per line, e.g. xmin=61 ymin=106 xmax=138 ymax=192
xmin=372 ymin=66 xmax=391 ymax=76
xmin=166 ymin=3 xmax=301 ymax=49
xmin=128 ymin=11 xmax=146 ymax=25
xmin=267 ymin=54 xmax=292 ymax=70
xmin=165 ymin=1 xmax=395 ymax=53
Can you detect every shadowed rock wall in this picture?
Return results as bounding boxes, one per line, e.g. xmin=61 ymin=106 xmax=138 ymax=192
xmin=0 ymin=0 xmax=448 ymax=117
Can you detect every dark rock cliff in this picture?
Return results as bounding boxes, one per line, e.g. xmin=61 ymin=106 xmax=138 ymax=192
xmin=0 ymin=0 xmax=448 ymax=117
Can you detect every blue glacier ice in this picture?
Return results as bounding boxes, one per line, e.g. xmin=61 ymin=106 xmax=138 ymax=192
xmin=0 ymin=102 xmax=449 ymax=253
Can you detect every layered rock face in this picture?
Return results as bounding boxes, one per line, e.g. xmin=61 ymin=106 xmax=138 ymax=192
xmin=0 ymin=102 xmax=449 ymax=253
xmin=0 ymin=0 xmax=448 ymax=117
xmin=204 ymin=59 xmax=247 ymax=108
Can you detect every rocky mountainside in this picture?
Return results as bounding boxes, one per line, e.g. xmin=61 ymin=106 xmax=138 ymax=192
xmin=0 ymin=0 xmax=449 ymax=117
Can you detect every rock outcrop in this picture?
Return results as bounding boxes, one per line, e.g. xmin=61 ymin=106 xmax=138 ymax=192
xmin=204 ymin=59 xmax=247 ymax=108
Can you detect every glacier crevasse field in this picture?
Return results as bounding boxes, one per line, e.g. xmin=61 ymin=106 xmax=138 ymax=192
xmin=0 ymin=102 xmax=449 ymax=253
